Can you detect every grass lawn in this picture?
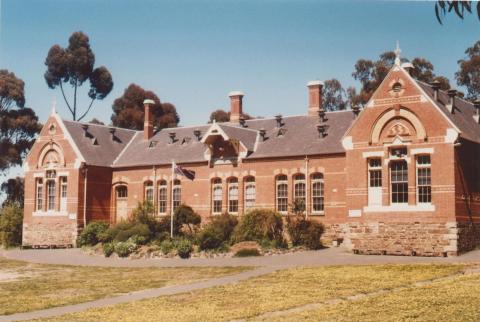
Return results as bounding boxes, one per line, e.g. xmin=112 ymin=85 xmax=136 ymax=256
xmin=39 ymin=264 xmax=473 ymax=322
xmin=0 ymin=256 xmax=248 ymax=316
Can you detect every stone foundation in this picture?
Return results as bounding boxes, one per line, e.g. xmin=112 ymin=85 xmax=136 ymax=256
xmin=457 ymin=222 xmax=480 ymax=254
xmin=325 ymin=221 xmax=459 ymax=257
xmin=23 ymin=222 xmax=78 ymax=247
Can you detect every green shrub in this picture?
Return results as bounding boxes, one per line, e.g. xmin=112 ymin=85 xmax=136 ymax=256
xmin=76 ymin=221 xmax=109 ymax=247
xmin=102 ymin=242 xmax=115 ymax=257
xmin=0 ymin=203 xmax=23 ymax=248
xmin=175 ymin=238 xmax=193 ymax=259
xmin=233 ymin=209 xmax=284 ymax=246
xmin=173 ymin=204 xmax=201 ymax=235
xmin=234 ymin=248 xmax=261 ymax=257
xmin=114 ymin=223 xmax=151 ymax=244
xmin=114 ymin=239 xmax=137 ymax=257
xmin=160 ymin=239 xmax=175 ymax=255
xmin=197 ymin=213 xmax=238 ymax=251
xmin=131 ymin=201 xmax=157 ymax=231
xmin=286 ymin=216 xmax=324 ymax=250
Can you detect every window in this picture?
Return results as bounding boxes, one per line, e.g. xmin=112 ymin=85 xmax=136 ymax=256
xmin=158 ymin=180 xmax=167 ymax=214
xmin=36 ymin=178 xmax=43 ymax=211
xmin=417 ymin=155 xmax=432 ymax=203
xmin=116 ymin=186 xmax=128 ymax=198
xmin=368 ymin=158 xmax=382 ymax=187
xmin=60 ymin=176 xmax=67 ymax=211
xmin=46 ymin=170 xmax=56 ymax=211
xmin=244 ymin=177 xmax=256 ymax=210
xmin=391 ymin=161 xmax=408 ymax=204
xmin=311 ymin=173 xmax=324 ymax=213
xmin=293 ymin=174 xmax=306 ymax=213
xmin=228 ymin=178 xmax=239 ymax=213
xmin=212 ymin=178 xmax=222 ymax=214
xmin=144 ymin=181 xmax=154 ymax=205
xmin=173 ymin=179 xmax=181 ymax=211
xmin=276 ymin=175 xmax=288 ymax=213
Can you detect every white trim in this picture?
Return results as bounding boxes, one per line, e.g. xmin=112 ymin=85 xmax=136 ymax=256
xmin=362 ymin=151 xmax=384 ymax=158
xmin=341 ymin=136 xmax=353 ymax=150
xmin=57 ymin=171 xmax=69 ymax=176
xmin=363 ymin=204 xmax=435 ymax=213
xmin=411 ymin=148 xmax=434 ymax=155
xmin=33 ymin=173 xmax=45 ymax=178
xmin=32 ymin=210 xmax=69 ymax=217
xmin=444 ymin=128 xmax=459 ymax=143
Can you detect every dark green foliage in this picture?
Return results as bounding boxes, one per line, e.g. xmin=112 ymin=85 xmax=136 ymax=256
xmin=1 ymin=177 xmax=24 ymax=208
xmin=175 ymin=238 xmax=193 ymax=259
xmin=197 ymin=213 xmax=238 ymax=251
xmin=0 ymin=202 xmax=23 ymax=248
xmin=173 ymin=204 xmax=201 ymax=235
xmin=286 ymin=216 xmax=324 ymax=250
xmin=113 ymin=223 xmax=151 ymax=245
xmin=160 ymin=239 xmax=175 ymax=255
xmin=76 ymin=221 xmax=109 ymax=247
xmin=233 ymin=209 xmax=284 ymax=246
xmin=234 ymin=248 xmax=261 ymax=257
xmin=102 ymin=242 xmax=114 ymax=257
xmin=114 ymin=240 xmax=137 ymax=257
xmin=131 ymin=201 xmax=157 ymax=232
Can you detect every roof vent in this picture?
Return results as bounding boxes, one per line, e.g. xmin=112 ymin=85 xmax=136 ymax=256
xmin=149 ymin=140 xmax=157 ymax=148
xmin=431 ymin=80 xmax=441 ymax=101
xmin=447 ymin=89 xmax=457 ymax=114
xmin=275 ymin=114 xmax=283 ymax=128
xmin=259 ymin=128 xmax=267 ymax=141
xmin=401 ymin=62 xmax=414 ymax=75
xmin=92 ymin=137 xmax=99 ymax=145
xmin=109 ymin=128 xmax=116 ymax=141
xmin=318 ymin=109 xmax=327 ymax=123
xmin=193 ymin=129 xmax=202 ymax=141
xmin=168 ymin=132 xmax=176 ymax=144
xmin=239 ymin=116 xmax=247 ymax=128
xmin=352 ymin=105 xmax=361 ymax=117
xmin=81 ymin=124 xmax=89 ymax=137
xmin=474 ymin=99 xmax=480 ymax=124
xmin=316 ymin=123 xmax=329 ymax=138
xmin=277 ymin=128 xmax=287 ymax=137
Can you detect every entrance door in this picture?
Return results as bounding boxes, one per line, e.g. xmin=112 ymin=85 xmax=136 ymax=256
xmin=368 ymin=158 xmax=382 ymax=206
xmin=115 ymin=186 xmax=128 ymax=222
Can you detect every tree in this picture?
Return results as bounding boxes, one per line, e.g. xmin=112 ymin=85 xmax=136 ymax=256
xmin=435 ymin=1 xmax=480 ymax=25
xmin=208 ymin=109 xmax=253 ymax=123
xmin=1 ymin=177 xmax=24 ymax=208
xmin=456 ymin=40 xmax=480 ymax=101
xmin=322 ymin=79 xmax=347 ymax=111
xmin=111 ymin=84 xmax=179 ymax=130
xmin=89 ymin=118 xmax=105 ymax=125
xmin=410 ymin=58 xmax=450 ymax=90
xmin=0 ymin=70 xmax=41 ymax=174
xmin=44 ymin=31 xmax=113 ymax=121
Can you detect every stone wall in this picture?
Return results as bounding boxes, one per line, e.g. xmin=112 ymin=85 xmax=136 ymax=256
xmin=23 ymin=222 xmax=78 ymax=247
xmin=325 ymin=221 xmax=459 ymax=257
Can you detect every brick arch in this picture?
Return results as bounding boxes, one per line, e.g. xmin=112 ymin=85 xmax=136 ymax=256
xmin=370 ymin=107 xmax=427 ymax=144
xmin=37 ymin=142 xmax=65 ymax=169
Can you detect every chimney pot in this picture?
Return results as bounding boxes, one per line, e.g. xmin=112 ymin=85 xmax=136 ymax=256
xmin=168 ymin=131 xmax=176 ymax=144
xmin=473 ymin=99 xmax=480 ymax=123
xmin=109 ymin=127 xmax=116 ymax=141
xmin=228 ymin=91 xmax=244 ymax=123
xmin=307 ymin=80 xmax=324 ymax=117
xmin=431 ymin=80 xmax=441 ymax=101
xmin=275 ymin=114 xmax=283 ymax=127
xmin=143 ymin=99 xmax=155 ymax=140
xmin=259 ymin=128 xmax=267 ymax=141
xmin=352 ymin=105 xmax=361 ymax=117
xmin=447 ymin=89 xmax=457 ymax=114
xmin=316 ymin=123 xmax=329 ymax=138
xmin=239 ymin=116 xmax=247 ymax=128
xmin=193 ymin=129 xmax=201 ymax=141
xmin=318 ymin=109 xmax=326 ymax=123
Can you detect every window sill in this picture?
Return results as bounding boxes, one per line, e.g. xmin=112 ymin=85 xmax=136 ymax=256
xmin=363 ymin=204 xmax=435 ymax=213
xmin=310 ymin=212 xmax=325 ymax=216
xmin=33 ymin=211 xmax=69 ymax=217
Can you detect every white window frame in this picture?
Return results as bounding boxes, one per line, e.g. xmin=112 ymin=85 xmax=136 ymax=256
xmin=158 ymin=181 xmax=167 ymax=214
xmin=212 ymin=178 xmax=222 ymax=214
xmin=46 ymin=170 xmax=56 ymax=211
xmin=293 ymin=174 xmax=306 ymax=213
xmin=276 ymin=175 xmax=288 ymax=213
xmin=60 ymin=176 xmax=67 ymax=211
xmin=416 ymin=155 xmax=432 ymax=204
xmin=173 ymin=180 xmax=181 ymax=211
xmin=144 ymin=181 xmax=154 ymax=205
xmin=390 ymin=160 xmax=408 ymax=204
xmin=244 ymin=177 xmax=256 ymax=211
xmin=311 ymin=173 xmax=324 ymax=214
xmin=228 ymin=178 xmax=239 ymax=214
xmin=36 ymin=178 xmax=43 ymax=211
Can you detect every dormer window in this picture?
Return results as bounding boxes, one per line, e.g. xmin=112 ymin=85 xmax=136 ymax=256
xmin=149 ymin=141 xmax=157 ymax=148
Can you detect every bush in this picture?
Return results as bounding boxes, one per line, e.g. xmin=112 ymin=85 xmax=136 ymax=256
xmin=234 ymin=248 xmax=261 ymax=257
xmin=233 ymin=209 xmax=284 ymax=247
xmin=173 ymin=204 xmax=201 ymax=235
xmin=131 ymin=201 xmax=157 ymax=232
xmin=175 ymin=238 xmax=193 ymax=259
xmin=114 ymin=239 xmax=137 ymax=257
xmin=0 ymin=203 xmax=23 ymax=248
xmin=102 ymin=242 xmax=115 ymax=257
xmin=160 ymin=239 xmax=175 ymax=255
xmin=286 ymin=216 xmax=324 ymax=250
xmin=77 ymin=221 xmax=109 ymax=247
xmin=104 ymin=222 xmax=151 ymax=245
xmin=197 ymin=213 xmax=238 ymax=251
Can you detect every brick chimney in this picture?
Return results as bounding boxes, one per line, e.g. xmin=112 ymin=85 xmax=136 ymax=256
xmin=229 ymin=91 xmax=244 ymax=123
xmin=143 ymin=99 xmax=155 ymax=140
xmin=307 ymin=80 xmax=324 ymax=116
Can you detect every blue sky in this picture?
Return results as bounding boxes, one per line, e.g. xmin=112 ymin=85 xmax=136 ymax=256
xmin=0 ymin=0 xmax=479 ymax=182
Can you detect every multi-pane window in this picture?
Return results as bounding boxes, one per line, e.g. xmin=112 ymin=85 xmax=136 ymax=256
xmin=212 ymin=178 xmax=222 ymax=214
xmin=158 ymin=180 xmax=167 ymax=214
xmin=391 ymin=161 xmax=408 ymax=204
xmin=173 ymin=179 xmax=181 ymax=211
xmin=46 ymin=170 xmax=56 ymax=211
xmin=60 ymin=176 xmax=67 ymax=211
xmin=311 ymin=173 xmax=324 ymax=213
xmin=368 ymin=158 xmax=382 ymax=187
xmin=116 ymin=186 xmax=128 ymax=198
xmin=144 ymin=181 xmax=154 ymax=205
xmin=417 ymin=155 xmax=432 ymax=203
xmin=36 ymin=178 xmax=43 ymax=211
xmin=228 ymin=178 xmax=239 ymax=213
xmin=276 ymin=175 xmax=288 ymax=213
xmin=293 ymin=174 xmax=306 ymax=212
xmin=244 ymin=177 xmax=256 ymax=210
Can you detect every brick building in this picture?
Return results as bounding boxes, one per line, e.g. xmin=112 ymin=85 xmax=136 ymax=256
xmin=22 ymin=56 xmax=480 ymax=256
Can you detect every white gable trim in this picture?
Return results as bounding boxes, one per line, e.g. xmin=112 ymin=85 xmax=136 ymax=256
xmin=53 ymin=114 xmax=86 ymax=167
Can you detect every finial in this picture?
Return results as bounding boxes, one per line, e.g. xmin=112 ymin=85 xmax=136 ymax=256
xmin=51 ymin=96 xmax=57 ymax=115
xmin=394 ymin=41 xmax=401 ymax=66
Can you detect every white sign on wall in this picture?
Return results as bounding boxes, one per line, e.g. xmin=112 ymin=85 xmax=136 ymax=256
xmin=348 ymin=209 xmax=362 ymax=217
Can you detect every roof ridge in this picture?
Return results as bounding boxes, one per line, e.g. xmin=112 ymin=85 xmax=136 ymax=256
xmin=112 ymin=131 xmax=140 ymax=166
xmin=62 ymin=119 xmax=138 ymax=132
xmin=416 ymin=80 xmax=476 ymax=108
xmin=218 ymin=123 xmax=259 ymax=133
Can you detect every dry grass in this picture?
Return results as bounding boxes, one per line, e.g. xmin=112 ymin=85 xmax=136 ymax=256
xmin=0 ymin=257 xmax=248 ymax=315
xmin=40 ymin=264 xmax=468 ymax=322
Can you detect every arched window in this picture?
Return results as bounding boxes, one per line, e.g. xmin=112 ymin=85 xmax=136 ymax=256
xmin=116 ymin=185 xmax=128 ymax=199
xmin=244 ymin=176 xmax=256 ymax=211
xmin=115 ymin=185 xmax=128 ymax=222
xmin=60 ymin=176 xmax=68 ymax=211
xmin=311 ymin=173 xmax=324 ymax=213
xmin=46 ymin=170 xmax=56 ymax=211
xmin=391 ymin=160 xmax=408 ymax=204
xmin=144 ymin=181 xmax=154 ymax=205
xmin=293 ymin=174 xmax=306 ymax=213
xmin=212 ymin=178 xmax=222 ymax=214
xmin=228 ymin=177 xmax=239 ymax=214
xmin=173 ymin=179 xmax=181 ymax=211
xmin=35 ymin=178 xmax=43 ymax=211
xmin=276 ymin=175 xmax=288 ymax=213
xmin=158 ymin=180 xmax=167 ymax=214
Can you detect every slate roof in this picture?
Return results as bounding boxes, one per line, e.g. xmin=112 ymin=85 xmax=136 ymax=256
xmin=62 ymin=121 xmax=136 ymax=167
xmin=417 ymin=81 xmax=480 ymax=144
